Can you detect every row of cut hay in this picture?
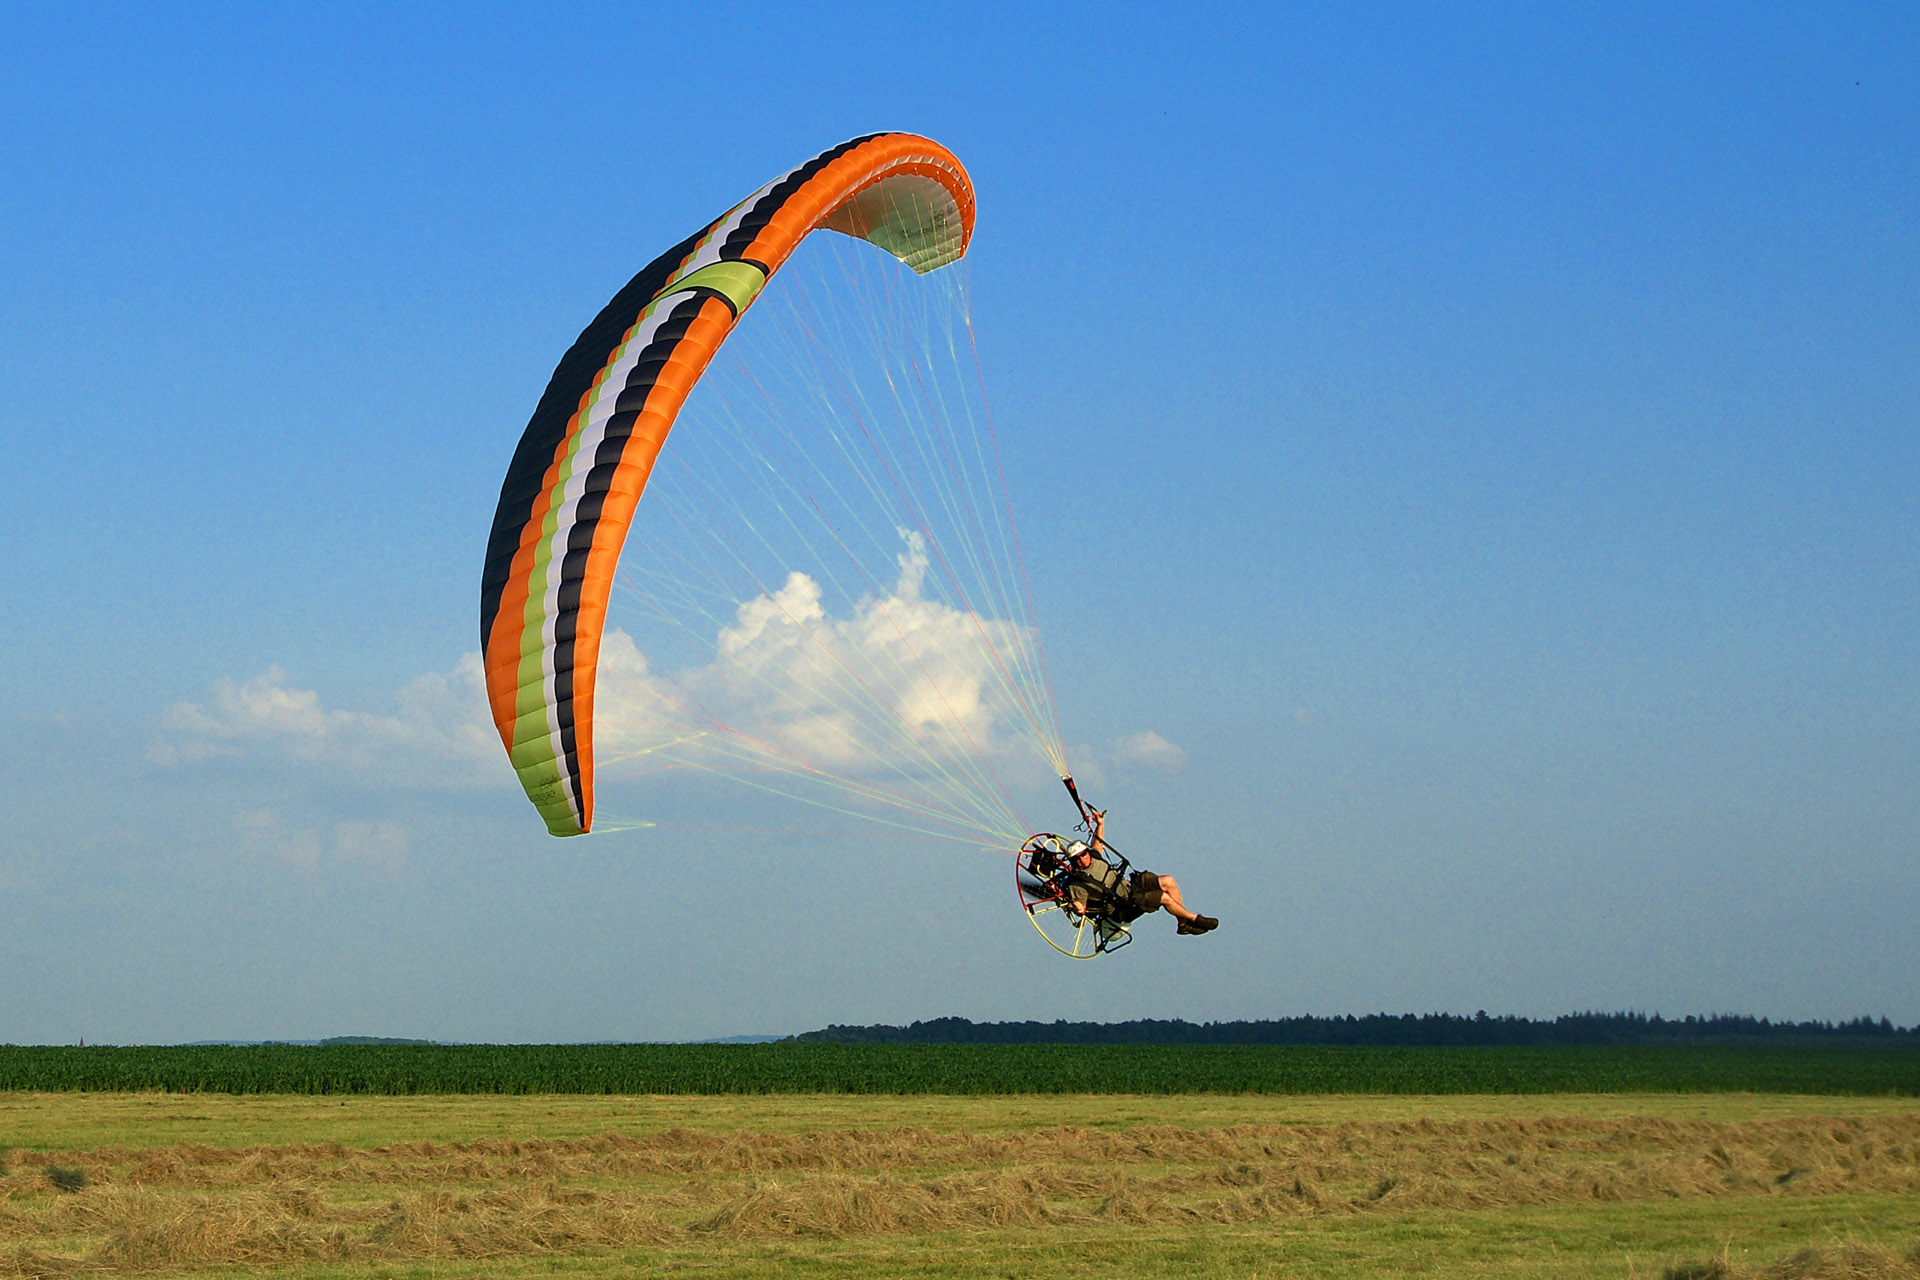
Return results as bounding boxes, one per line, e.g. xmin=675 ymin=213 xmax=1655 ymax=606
xmin=4 ymin=1115 xmax=1920 ymax=1271
xmin=1655 ymin=1241 xmax=1920 ymax=1279
xmin=2 ymin=1183 xmax=681 ymax=1276
xmin=11 ymin=1159 xmax=1920 ymax=1275
xmin=10 ymin=1114 xmax=1918 ymax=1194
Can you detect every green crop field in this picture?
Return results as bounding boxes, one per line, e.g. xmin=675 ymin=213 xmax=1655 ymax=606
xmin=0 ymin=1042 xmax=1914 ymax=1096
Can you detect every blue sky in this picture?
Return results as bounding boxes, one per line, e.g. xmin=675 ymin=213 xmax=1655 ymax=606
xmin=2 ymin=3 xmax=1915 ymax=1043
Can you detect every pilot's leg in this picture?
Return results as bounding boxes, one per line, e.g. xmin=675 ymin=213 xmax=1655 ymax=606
xmin=1157 ymin=874 xmax=1198 ymax=924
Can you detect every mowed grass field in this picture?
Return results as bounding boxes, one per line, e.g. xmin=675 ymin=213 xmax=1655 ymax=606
xmin=4 ymin=1089 xmax=1919 ymax=1279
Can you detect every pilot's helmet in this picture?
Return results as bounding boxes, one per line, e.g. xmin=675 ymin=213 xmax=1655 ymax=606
xmin=1066 ymin=840 xmax=1090 ymax=857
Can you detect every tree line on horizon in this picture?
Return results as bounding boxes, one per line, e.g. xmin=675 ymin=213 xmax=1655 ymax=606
xmin=787 ymin=1012 xmax=1919 ymax=1047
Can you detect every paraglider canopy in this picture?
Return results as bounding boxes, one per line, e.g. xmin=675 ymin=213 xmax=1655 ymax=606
xmin=480 ymin=134 xmax=977 ymax=837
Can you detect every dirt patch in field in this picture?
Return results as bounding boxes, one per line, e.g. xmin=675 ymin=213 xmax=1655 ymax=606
xmin=2 ymin=1113 xmax=1916 ymax=1273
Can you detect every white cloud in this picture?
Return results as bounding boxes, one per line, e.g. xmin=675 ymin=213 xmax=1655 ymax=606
xmin=1061 ymin=748 xmax=1106 ymax=793
xmin=596 ymin=532 xmax=1052 ymax=786
xmin=153 ymin=654 xmax=499 ymax=787
xmin=333 ymin=819 xmax=410 ymax=872
xmin=150 ymin=534 xmax=1059 ymax=842
xmin=235 ymin=808 xmax=408 ymax=876
xmin=1110 ymin=730 xmax=1188 ymax=772
xmin=235 ymin=807 xmax=323 ymax=870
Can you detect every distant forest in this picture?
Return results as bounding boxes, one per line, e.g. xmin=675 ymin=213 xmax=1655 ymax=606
xmin=789 ymin=1013 xmax=1919 ymax=1047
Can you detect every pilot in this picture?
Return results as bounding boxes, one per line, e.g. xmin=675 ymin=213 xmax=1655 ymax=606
xmin=1067 ymin=807 xmax=1218 ymax=935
